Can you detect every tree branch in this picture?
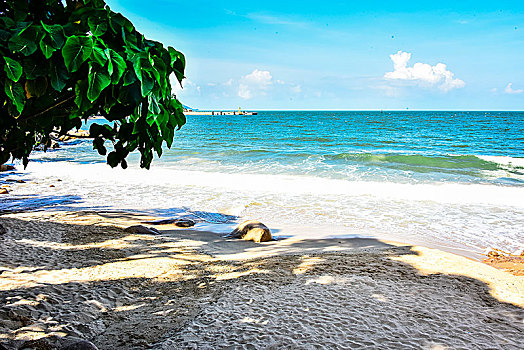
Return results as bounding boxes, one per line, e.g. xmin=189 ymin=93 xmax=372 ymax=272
xmin=19 ymin=94 xmax=75 ymax=122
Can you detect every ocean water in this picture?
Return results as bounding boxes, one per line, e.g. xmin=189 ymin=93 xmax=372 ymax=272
xmin=2 ymin=111 xmax=524 ymax=256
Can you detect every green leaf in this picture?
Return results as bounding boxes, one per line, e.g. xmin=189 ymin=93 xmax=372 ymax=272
xmin=93 ymin=138 xmax=107 ymax=156
xmin=109 ymin=13 xmax=134 ymax=34
xmin=0 ymin=17 xmax=15 ymax=29
xmin=107 ymin=151 xmax=120 ymax=167
xmin=62 ymin=35 xmax=93 ymax=72
xmin=109 ymin=50 xmax=126 ymax=84
xmin=117 ymin=83 xmax=141 ymax=105
xmin=91 ymin=40 xmax=108 ymax=65
xmin=25 ymin=77 xmax=48 ymax=98
xmin=49 ymin=61 xmax=69 ymax=91
xmin=88 ymin=17 xmax=108 ymax=37
xmin=12 ymin=21 xmax=32 ymax=36
xmin=123 ymin=69 xmax=137 ymax=86
xmin=0 ymin=29 xmax=11 ymax=41
xmin=8 ymin=26 xmax=39 ymax=56
xmin=4 ymin=57 xmax=23 ymax=82
xmin=73 ymin=80 xmax=91 ymax=116
xmin=41 ymin=22 xmax=65 ymax=49
xmin=40 ymin=34 xmax=57 ymax=59
xmin=141 ymin=71 xmax=154 ymax=97
xmin=148 ymin=94 xmax=161 ymax=115
xmin=168 ymin=46 xmax=186 ymax=83
xmin=4 ymin=80 xmax=26 ymax=115
xmin=87 ymin=63 xmax=111 ymax=102
xmin=23 ymin=58 xmax=46 ymax=79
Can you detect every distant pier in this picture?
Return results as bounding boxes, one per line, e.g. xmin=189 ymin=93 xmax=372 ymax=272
xmin=183 ymin=107 xmax=257 ymax=116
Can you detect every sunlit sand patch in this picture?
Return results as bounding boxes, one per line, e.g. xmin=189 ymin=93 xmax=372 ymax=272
xmin=239 ymin=316 xmax=268 ymax=325
xmin=371 ymin=293 xmax=388 ymax=302
xmin=213 ymin=268 xmax=271 ymax=281
xmin=390 ymin=246 xmax=524 ymax=307
xmin=112 ymin=303 xmax=146 ymax=313
xmin=15 ymin=236 xmax=143 ymax=250
xmin=305 ymin=275 xmax=340 ymax=285
xmin=292 ymin=256 xmax=325 ymax=275
xmin=0 ymin=257 xmax=201 ymax=291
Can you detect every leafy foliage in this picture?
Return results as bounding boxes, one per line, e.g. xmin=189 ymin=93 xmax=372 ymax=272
xmin=0 ymin=0 xmax=186 ymax=169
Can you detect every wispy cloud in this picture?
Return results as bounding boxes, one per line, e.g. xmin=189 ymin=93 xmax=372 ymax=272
xmin=245 ymin=13 xmax=309 ymax=27
xmin=504 ymin=83 xmax=523 ymax=94
xmin=384 ymin=51 xmax=465 ymax=92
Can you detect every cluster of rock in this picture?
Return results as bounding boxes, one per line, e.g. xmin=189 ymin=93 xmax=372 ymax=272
xmin=123 ymin=219 xmax=273 ymax=243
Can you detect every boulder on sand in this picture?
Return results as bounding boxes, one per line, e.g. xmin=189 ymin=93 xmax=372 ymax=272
xmin=0 ymin=164 xmax=15 ymax=172
xmin=227 ymin=220 xmax=272 ymax=243
xmin=123 ymin=225 xmax=160 ymax=235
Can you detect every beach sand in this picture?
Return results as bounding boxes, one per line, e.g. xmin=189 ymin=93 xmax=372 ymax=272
xmin=0 ymin=211 xmax=523 ymax=349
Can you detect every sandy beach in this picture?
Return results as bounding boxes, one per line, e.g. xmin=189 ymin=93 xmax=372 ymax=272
xmin=0 ymin=210 xmax=523 ymax=349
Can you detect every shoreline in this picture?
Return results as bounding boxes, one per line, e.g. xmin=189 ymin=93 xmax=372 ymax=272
xmin=2 ymin=161 xmax=523 ymax=261
xmin=1 ymin=209 xmax=523 ymax=349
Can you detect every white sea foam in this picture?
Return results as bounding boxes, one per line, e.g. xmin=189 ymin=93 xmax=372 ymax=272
xmin=26 ymin=162 xmax=524 ymax=207
xmin=477 ymin=155 xmax=524 ymax=168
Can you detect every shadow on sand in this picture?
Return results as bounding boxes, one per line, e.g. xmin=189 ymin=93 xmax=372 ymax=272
xmin=0 ymin=216 xmax=522 ymax=349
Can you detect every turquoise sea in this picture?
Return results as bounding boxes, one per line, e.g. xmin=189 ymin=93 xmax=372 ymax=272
xmin=3 ymin=111 xmax=524 ymax=257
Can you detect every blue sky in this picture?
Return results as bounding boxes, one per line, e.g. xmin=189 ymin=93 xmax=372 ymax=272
xmin=106 ymin=0 xmax=524 ymax=110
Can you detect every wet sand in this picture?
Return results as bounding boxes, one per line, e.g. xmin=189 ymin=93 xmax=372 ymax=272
xmin=0 ymin=211 xmax=523 ymax=349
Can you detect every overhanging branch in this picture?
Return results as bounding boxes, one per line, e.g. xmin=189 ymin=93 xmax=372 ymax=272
xmin=19 ymin=94 xmax=75 ymax=122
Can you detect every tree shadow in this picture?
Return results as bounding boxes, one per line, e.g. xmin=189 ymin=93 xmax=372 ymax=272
xmin=0 ymin=217 xmax=522 ymax=349
xmin=0 ymin=194 xmax=84 ymax=214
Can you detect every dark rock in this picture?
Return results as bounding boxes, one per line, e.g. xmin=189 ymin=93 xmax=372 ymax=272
xmin=123 ymin=225 xmax=160 ymax=235
xmin=60 ymin=338 xmax=98 ymax=350
xmin=227 ymin=220 xmax=272 ymax=242
xmin=143 ymin=218 xmax=196 ymax=227
xmin=0 ymin=224 xmax=8 ymax=235
xmin=143 ymin=219 xmax=177 ymax=225
xmin=173 ymin=219 xmax=195 ymax=227
xmin=0 ymin=165 xmax=15 ymax=172
xmin=0 ymin=189 xmax=8 ymax=195
xmin=20 ymin=338 xmax=52 ymax=349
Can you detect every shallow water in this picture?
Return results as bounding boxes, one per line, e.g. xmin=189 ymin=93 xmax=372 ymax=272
xmin=3 ymin=111 xmax=524 ymax=256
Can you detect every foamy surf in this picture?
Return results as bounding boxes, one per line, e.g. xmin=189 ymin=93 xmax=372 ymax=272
xmin=3 ymin=161 xmax=523 ymax=256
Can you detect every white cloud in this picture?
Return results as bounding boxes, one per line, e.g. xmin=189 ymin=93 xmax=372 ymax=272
xmin=238 ymin=69 xmax=273 ymax=99
xmin=243 ymin=69 xmax=272 ymax=87
xmin=384 ymin=51 xmax=465 ymax=92
xmin=238 ymin=84 xmax=252 ymax=99
xmin=171 ymin=76 xmax=201 ymax=97
xmin=504 ymin=83 xmax=523 ymax=94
